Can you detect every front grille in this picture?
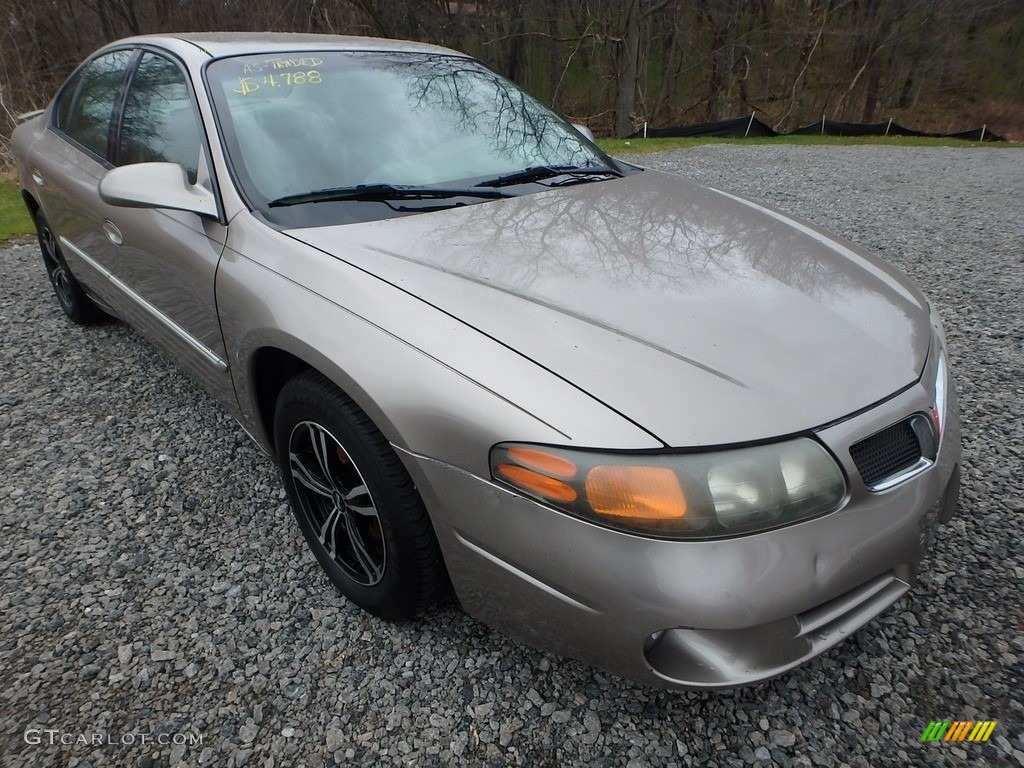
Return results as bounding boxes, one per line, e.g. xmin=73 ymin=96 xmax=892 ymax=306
xmin=850 ymin=418 xmax=923 ymax=488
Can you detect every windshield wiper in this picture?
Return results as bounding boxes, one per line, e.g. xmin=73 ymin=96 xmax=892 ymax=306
xmin=474 ymin=164 xmax=623 ymax=189
xmin=268 ymin=183 xmax=510 ymax=208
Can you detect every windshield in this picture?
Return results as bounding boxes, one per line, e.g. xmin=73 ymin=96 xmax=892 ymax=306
xmin=206 ymin=51 xmax=619 ymax=226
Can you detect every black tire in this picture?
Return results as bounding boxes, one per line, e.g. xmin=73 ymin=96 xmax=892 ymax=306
xmin=274 ymin=371 xmax=448 ymax=620
xmin=34 ymin=211 xmax=107 ymax=325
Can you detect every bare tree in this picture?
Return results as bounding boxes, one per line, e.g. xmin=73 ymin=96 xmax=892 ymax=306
xmin=2 ymin=0 xmax=1023 ymax=167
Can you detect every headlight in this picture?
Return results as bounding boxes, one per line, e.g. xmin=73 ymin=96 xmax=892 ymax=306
xmin=926 ymin=297 xmax=949 ymax=441
xmin=490 ymin=439 xmax=846 ymax=539
xmin=931 ymin=349 xmax=947 ymax=441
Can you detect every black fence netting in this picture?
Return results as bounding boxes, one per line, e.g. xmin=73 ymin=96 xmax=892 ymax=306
xmin=791 ymin=118 xmax=1005 ymax=141
xmin=941 ymin=127 xmax=1003 ymax=142
xmin=790 ymin=119 xmax=920 ymax=136
xmin=627 ymin=115 xmax=777 ymax=139
xmin=633 ymin=115 xmax=1005 ymax=142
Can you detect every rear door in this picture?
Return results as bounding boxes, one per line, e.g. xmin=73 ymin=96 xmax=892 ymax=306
xmin=33 ymin=48 xmax=134 ymax=293
xmin=100 ymin=49 xmax=233 ymax=403
xmin=36 ymin=46 xmax=233 ymax=405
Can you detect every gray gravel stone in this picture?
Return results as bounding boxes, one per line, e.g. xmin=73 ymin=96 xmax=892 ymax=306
xmin=2 ymin=146 xmax=1022 ymax=767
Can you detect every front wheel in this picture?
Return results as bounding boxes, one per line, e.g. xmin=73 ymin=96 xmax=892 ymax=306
xmin=34 ymin=211 xmax=107 ymax=325
xmin=274 ymin=371 xmax=448 ymax=620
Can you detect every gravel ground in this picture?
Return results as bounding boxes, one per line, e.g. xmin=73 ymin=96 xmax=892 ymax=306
xmin=1 ymin=146 xmax=1022 ymax=768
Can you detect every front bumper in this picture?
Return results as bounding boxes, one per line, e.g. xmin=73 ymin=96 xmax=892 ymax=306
xmin=400 ymin=379 xmax=961 ymax=690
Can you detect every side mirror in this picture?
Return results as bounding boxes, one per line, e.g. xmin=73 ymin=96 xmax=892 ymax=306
xmin=572 ymin=123 xmax=596 ymax=142
xmin=99 ymin=162 xmax=218 ymax=218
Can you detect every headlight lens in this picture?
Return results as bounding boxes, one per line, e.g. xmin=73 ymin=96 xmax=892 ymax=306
xmin=932 ymin=349 xmax=947 ymax=440
xmin=490 ymin=438 xmax=846 ymax=539
xmin=926 ymin=297 xmax=949 ymax=441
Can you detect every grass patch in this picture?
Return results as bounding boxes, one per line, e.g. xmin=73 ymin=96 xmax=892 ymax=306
xmin=597 ymin=134 xmax=1021 ymax=155
xmin=0 ymin=177 xmax=33 ymax=243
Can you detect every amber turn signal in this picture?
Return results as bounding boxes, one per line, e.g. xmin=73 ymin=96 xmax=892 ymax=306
xmin=585 ymin=466 xmax=687 ymax=520
xmin=505 ymin=446 xmax=577 ymax=479
xmin=495 ymin=463 xmax=578 ymax=503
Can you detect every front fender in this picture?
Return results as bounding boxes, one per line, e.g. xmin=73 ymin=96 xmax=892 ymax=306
xmin=216 ymin=216 xmax=660 ymax=476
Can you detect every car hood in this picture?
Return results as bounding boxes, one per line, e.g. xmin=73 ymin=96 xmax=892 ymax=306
xmin=289 ymin=169 xmax=930 ymax=446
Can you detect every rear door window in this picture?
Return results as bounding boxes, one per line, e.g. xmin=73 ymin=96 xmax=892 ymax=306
xmin=58 ymin=49 xmax=133 ymax=160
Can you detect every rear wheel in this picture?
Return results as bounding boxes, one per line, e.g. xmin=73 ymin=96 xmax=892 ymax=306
xmin=274 ymin=371 xmax=447 ymax=620
xmin=34 ymin=211 xmax=107 ymax=324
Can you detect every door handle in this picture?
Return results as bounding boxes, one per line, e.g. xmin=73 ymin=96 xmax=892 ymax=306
xmin=31 ymin=169 xmax=45 ymax=186
xmin=103 ymin=220 xmax=123 ymax=246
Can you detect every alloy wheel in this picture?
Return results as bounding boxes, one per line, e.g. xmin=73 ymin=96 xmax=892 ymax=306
xmin=287 ymin=420 xmax=387 ymax=586
xmin=39 ymin=224 xmax=74 ymax=311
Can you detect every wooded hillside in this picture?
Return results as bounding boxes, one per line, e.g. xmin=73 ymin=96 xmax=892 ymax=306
xmin=2 ymin=0 xmax=1022 ymax=162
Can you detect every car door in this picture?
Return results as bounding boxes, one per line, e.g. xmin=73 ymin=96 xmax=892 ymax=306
xmin=34 ymin=46 xmax=234 ymax=405
xmin=99 ymin=49 xmax=234 ymax=404
xmin=32 ymin=48 xmax=134 ymax=294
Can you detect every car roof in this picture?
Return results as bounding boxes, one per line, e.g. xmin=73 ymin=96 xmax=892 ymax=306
xmin=115 ymin=32 xmax=465 ymax=61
